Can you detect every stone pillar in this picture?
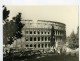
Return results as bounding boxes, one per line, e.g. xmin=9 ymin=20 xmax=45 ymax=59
xmin=57 ymin=31 xmax=59 ymax=35
xmin=59 ymin=31 xmax=61 ymax=36
xmin=32 ymin=37 xmax=34 ymax=41
xmin=40 ymin=37 xmax=41 ymax=41
xmin=58 ymin=31 xmax=59 ymax=35
xmin=42 ymin=44 xmax=43 ymax=48
xmin=55 ymin=31 xmax=56 ymax=35
xmin=40 ymin=44 xmax=41 ymax=48
xmin=44 ymin=43 xmax=45 ymax=49
xmin=36 ymin=44 xmax=38 ymax=48
xmin=47 ymin=43 xmax=48 ymax=48
xmin=60 ymin=31 xmax=61 ymax=36
xmin=43 ymin=37 xmax=45 ymax=41
xmin=47 ymin=37 xmax=48 ymax=41
xmin=36 ymin=37 xmax=37 ymax=41
xmin=56 ymin=31 xmax=57 ymax=35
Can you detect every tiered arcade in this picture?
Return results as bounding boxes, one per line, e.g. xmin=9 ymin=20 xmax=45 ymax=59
xmin=22 ymin=20 xmax=66 ymax=51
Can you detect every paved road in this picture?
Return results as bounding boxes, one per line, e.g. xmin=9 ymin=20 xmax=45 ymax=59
xmin=13 ymin=54 xmax=79 ymax=61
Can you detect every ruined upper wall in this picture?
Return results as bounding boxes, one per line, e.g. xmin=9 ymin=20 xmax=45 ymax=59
xmin=22 ymin=20 xmax=66 ymax=31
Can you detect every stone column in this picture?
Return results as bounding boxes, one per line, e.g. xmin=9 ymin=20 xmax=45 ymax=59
xmin=55 ymin=31 xmax=56 ymax=35
xmin=36 ymin=44 xmax=38 ymax=48
xmin=47 ymin=43 xmax=48 ymax=48
xmin=44 ymin=43 xmax=45 ymax=49
xmin=47 ymin=37 xmax=48 ymax=41
xmin=32 ymin=37 xmax=34 ymax=41
xmin=43 ymin=37 xmax=45 ymax=41
xmin=56 ymin=31 xmax=57 ymax=35
xmin=40 ymin=37 xmax=41 ymax=41
xmin=36 ymin=37 xmax=38 ymax=41
xmin=40 ymin=44 xmax=41 ymax=49
xmin=58 ymin=31 xmax=59 ymax=35
xmin=32 ymin=44 xmax=34 ymax=48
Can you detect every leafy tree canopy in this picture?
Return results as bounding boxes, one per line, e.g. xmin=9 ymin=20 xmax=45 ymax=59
xmin=3 ymin=6 xmax=24 ymax=45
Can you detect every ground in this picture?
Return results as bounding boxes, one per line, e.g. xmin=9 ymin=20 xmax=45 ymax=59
xmin=14 ymin=54 xmax=79 ymax=61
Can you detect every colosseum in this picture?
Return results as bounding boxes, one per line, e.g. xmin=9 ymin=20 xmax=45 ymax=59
xmin=21 ymin=20 xmax=66 ymax=51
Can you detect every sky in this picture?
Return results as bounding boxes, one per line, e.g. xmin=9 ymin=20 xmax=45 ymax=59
xmin=6 ymin=6 xmax=79 ymax=36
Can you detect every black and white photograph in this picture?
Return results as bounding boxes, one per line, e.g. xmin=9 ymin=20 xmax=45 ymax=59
xmin=3 ymin=5 xmax=79 ymax=61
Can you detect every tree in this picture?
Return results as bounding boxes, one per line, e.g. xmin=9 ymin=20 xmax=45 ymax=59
xmin=3 ymin=6 xmax=10 ymax=45
xmin=3 ymin=5 xmax=10 ymax=22
xmin=3 ymin=6 xmax=24 ymax=45
xmin=69 ymin=31 xmax=77 ymax=49
xmin=13 ymin=13 xmax=24 ymax=39
xmin=7 ymin=13 xmax=24 ymax=45
xmin=50 ymin=25 xmax=55 ymax=47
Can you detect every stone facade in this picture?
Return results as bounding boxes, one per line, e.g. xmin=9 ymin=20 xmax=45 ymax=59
xmin=21 ymin=20 xmax=66 ymax=50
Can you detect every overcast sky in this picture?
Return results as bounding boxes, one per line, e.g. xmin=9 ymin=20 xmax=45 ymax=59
xmin=6 ymin=6 xmax=79 ymax=36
